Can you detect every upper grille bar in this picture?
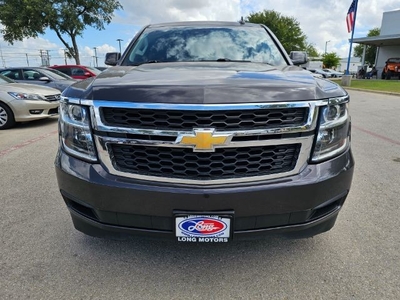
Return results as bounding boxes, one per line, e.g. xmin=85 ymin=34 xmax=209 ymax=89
xmin=100 ymin=107 xmax=309 ymax=131
xmin=89 ymin=101 xmax=320 ymax=135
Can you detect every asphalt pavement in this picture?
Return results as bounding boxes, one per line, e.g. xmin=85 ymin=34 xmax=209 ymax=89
xmin=0 ymin=90 xmax=399 ymax=299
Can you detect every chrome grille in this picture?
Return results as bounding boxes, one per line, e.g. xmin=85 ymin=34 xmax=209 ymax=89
xmin=110 ymin=144 xmax=301 ymax=180
xmin=44 ymin=94 xmax=61 ymax=101
xmin=101 ymin=107 xmax=309 ymax=131
xmin=86 ymin=100 xmax=320 ymax=185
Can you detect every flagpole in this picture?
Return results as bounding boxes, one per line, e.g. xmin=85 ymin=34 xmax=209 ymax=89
xmin=345 ymin=0 xmax=359 ymax=75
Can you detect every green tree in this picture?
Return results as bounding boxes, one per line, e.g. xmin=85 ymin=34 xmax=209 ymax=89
xmin=322 ymin=52 xmax=341 ymax=69
xmin=353 ymin=27 xmax=380 ymax=65
xmin=305 ymin=43 xmax=319 ymax=58
xmin=247 ymin=10 xmax=309 ymax=54
xmin=0 ymin=0 xmax=122 ymax=65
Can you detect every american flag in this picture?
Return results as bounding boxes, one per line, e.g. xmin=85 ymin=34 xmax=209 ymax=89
xmin=346 ymin=0 xmax=356 ymax=33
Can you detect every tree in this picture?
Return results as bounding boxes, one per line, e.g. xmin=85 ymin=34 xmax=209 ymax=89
xmin=247 ymin=10 xmax=309 ymax=54
xmin=0 ymin=0 xmax=122 ymax=65
xmin=353 ymin=27 xmax=380 ymax=66
xmin=305 ymin=43 xmax=319 ymax=58
xmin=322 ymin=52 xmax=341 ymax=69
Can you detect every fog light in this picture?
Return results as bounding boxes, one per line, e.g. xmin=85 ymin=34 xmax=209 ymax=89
xmin=29 ymin=109 xmax=44 ymax=114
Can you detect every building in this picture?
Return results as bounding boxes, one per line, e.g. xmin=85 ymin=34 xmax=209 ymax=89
xmin=338 ymin=57 xmax=361 ymax=74
xmin=352 ymin=9 xmax=400 ymax=77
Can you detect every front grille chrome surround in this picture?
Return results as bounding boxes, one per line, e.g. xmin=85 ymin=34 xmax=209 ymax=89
xmin=81 ymin=100 xmax=327 ymax=185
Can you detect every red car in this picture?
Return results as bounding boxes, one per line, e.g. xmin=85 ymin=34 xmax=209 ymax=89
xmin=49 ymin=65 xmax=101 ymax=80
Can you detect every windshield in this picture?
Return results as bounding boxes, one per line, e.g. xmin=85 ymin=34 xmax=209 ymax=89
xmin=40 ymin=68 xmax=70 ymax=80
xmin=122 ymin=25 xmax=286 ymax=66
xmin=0 ymin=74 xmax=14 ymax=84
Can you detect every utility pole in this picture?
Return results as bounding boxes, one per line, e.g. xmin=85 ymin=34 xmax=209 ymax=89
xmin=46 ymin=50 xmax=50 ymax=66
xmin=93 ymin=47 xmax=98 ymax=67
xmin=26 ymin=53 xmax=30 ymax=66
xmin=117 ymin=39 xmax=123 ymax=53
xmin=63 ymin=49 xmax=68 ymax=65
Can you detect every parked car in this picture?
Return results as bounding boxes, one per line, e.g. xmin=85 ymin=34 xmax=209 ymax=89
xmin=323 ymin=69 xmax=343 ymax=78
xmin=0 ymin=74 xmax=60 ymax=129
xmin=302 ymin=68 xmax=324 ymax=78
xmin=312 ymin=68 xmax=332 ymax=78
xmin=49 ymin=65 xmax=101 ymax=79
xmin=56 ymin=21 xmax=354 ymax=241
xmin=381 ymin=58 xmax=400 ymax=80
xmin=0 ymin=67 xmax=76 ymax=92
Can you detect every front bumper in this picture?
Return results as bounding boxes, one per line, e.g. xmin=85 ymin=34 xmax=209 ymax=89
xmin=11 ymin=99 xmax=59 ymax=122
xmin=55 ymin=148 xmax=354 ymax=240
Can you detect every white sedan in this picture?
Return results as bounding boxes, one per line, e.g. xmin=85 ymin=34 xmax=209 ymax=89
xmin=0 ymin=74 xmax=60 ymax=129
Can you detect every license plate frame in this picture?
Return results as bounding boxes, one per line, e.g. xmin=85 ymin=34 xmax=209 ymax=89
xmin=174 ymin=211 xmax=234 ymax=243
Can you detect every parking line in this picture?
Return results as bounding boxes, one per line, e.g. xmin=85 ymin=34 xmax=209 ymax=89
xmin=353 ymin=125 xmax=400 ymax=146
xmin=0 ymin=130 xmax=58 ymax=158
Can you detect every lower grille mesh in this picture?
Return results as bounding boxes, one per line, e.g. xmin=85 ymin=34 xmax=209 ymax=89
xmin=110 ymin=144 xmax=301 ymax=180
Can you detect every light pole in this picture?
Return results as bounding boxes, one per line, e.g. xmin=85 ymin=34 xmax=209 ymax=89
xmin=324 ymin=40 xmax=331 ymax=54
xmin=117 ymin=39 xmax=123 ymax=54
xmin=93 ymin=47 xmax=98 ymax=67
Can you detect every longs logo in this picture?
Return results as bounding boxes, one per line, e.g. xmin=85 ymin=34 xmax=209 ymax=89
xmin=178 ymin=217 xmax=227 ymax=237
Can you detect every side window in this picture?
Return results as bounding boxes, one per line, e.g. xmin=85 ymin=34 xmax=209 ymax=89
xmin=72 ymin=68 xmax=85 ymax=76
xmin=1 ymin=70 xmax=20 ymax=80
xmin=56 ymin=68 xmax=71 ymax=76
xmin=23 ymin=69 xmax=44 ymax=81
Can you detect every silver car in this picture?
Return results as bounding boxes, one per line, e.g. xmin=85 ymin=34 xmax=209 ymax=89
xmin=0 ymin=74 xmax=60 ymax=129
xmin=0 ymin=67 xmax=76 ymax=92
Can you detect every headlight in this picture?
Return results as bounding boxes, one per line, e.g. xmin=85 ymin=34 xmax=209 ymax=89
xmin=59 ymin=99 xmax=97 ymax=161
xmin=8 ymin=92 xmax=45 ymax=100
xmin=312 ymin=97 xmax=351 ymax=162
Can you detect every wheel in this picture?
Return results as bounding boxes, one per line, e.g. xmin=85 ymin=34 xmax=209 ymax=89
xmin=0 ymin=102 xmax=16 ymax=130
xmin=386 ymin=70 xmax=392 ymax=80
xmin=381 ymin=72 xmax=386 ymax=79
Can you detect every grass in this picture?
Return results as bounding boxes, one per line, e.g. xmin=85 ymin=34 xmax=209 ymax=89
xmin=332 ymin=78 xmax=400 ymax=93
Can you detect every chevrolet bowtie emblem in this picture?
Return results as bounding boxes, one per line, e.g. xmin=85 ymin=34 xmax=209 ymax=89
xmin=176 ymin=129 xmax=233 ymax=152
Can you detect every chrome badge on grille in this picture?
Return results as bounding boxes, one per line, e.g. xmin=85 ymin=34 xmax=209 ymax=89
xmin=176 ymin=129 xmax=233 ymax=152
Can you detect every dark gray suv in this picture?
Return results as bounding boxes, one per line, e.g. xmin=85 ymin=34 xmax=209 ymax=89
xmin=55 ymin=21 xmax=354 ymax=242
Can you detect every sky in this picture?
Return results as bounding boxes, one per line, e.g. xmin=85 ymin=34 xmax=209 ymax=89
xmin=0 ymin=0 xmax=399 ymax=68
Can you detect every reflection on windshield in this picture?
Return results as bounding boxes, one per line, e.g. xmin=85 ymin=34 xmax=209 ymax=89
xmin=0 ymin=74 xmax=14 ymax=84
xmin=124 ymin=26 xmax=285 ymax=66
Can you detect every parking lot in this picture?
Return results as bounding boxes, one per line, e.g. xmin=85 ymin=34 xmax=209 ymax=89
xmin=1 ymin=90 xmax=399 ymax=299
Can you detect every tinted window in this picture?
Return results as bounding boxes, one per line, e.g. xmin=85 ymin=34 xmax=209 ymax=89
xmin=1 ymin=70 xmax=20 ymax=80
xmin=72 ymin=68 xmax=85 ymax=76
xmin=23 ymin=69 xmax=45 ymax=80
xmin=123 ymin=26 xmax=285 ymax=66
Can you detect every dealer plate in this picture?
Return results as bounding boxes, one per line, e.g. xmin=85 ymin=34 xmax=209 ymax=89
xmin=175 ymin=215 xmax=231 ymax=242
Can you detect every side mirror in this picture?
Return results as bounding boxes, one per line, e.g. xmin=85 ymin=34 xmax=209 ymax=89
xmin=289 ymin=51 xmax=308 ymax=66
xmin=39 ymin=76 xmax=51 ymax=82
xmin=105 ymin=52 xmax=121 ymax=66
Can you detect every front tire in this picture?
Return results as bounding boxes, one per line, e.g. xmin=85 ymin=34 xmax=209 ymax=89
xmin=386 ymin=70 xmax=392 ymax=80
xmin=381 ymin=72 xmax=386 ymax=79
xmin=0 ymin=102 xmax=16 ymax=130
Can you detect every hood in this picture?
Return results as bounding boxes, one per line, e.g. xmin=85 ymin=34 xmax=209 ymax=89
xmin=3 ymin=83 xmax=60 ymax=95
xmin=64 ymin=62 xmax=347 ymax=103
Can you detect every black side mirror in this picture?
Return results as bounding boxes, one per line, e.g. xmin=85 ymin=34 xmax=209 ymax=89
xmin=105 ymin=52 xmax=121 ymax=66
xmin=289 ymin=51 xmax=308 ymax=66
